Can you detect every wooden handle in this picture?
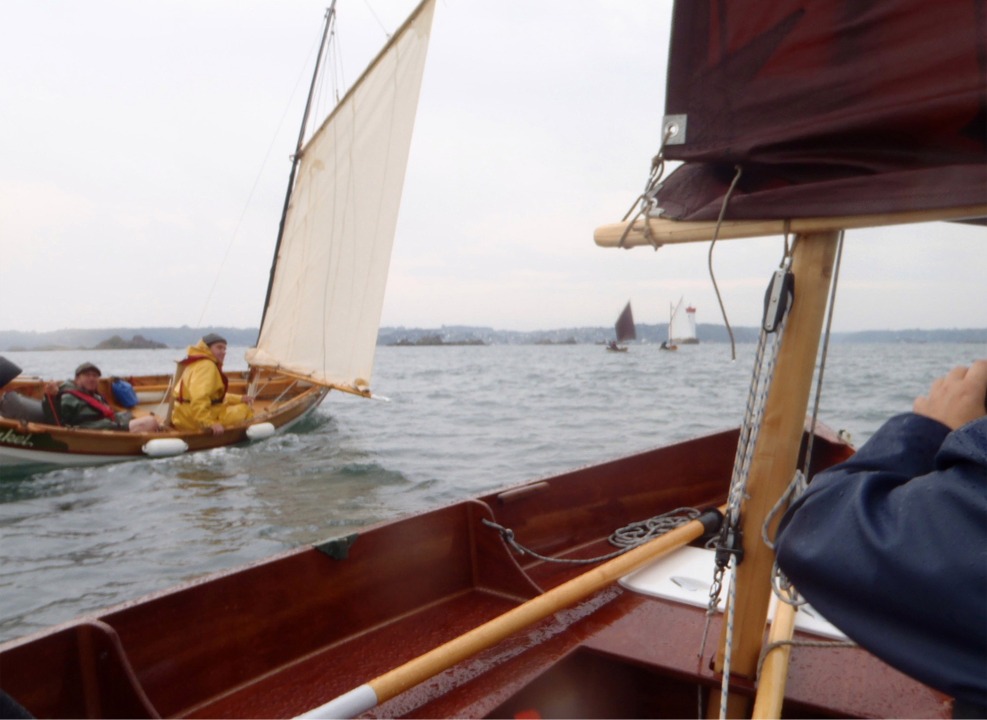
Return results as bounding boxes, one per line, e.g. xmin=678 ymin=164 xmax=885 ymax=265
xmin=593 ymin=204 xmax=987 ymax=248
xmin=751 ymin=597 xmax=798 ymax=719
xmin=300 ymin=506 xmax=725 ymax=718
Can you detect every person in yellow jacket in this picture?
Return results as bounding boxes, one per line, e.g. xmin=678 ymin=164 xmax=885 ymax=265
xmin=172 ymin=334 xmax=253 ymax=435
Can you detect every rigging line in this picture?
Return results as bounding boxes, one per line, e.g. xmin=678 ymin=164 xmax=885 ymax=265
xmin=361 ymin=0 xmax=392 ymax=38
xmin=195 ymin=25 xmax=327 ymax=331
xmin=801 ymin=229 xmax=845 ymax=479
xmin=270 ymin=378 xmax=300 ymax=407
xmin=259 ymin=5 xmax=336 ymax=342
xmin=329 ymin=24 xmax=343 ymax=105
xmin=247 ymin=373 xmax=273 ymax=405
xmin=707 ymin=165 xmax=744 ymax=361
xmin=762 ymin=231 xmax=845 ymax=561
xmin=718 ymin=570 xmax=740 ymax=719
xmin=617 ymin=125 xmax=674 ymax=248
xmin=756 ymin=637 xmax=856 ymax=682
xmin=481 ymin=507 xmax=700 ymax=565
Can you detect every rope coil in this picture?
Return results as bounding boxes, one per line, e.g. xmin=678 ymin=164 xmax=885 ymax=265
xmin=482 ymin=507 xmax=701 ymax=566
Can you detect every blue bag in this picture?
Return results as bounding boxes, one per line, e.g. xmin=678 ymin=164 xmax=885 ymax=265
xmin=111 ymin=378 xmax=139 ymax=408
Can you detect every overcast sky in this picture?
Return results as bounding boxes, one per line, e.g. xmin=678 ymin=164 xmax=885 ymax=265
xmin=1 ymin=0 xmax=984 ymax=335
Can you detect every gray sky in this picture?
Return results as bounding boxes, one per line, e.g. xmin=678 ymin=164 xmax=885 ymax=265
xmin=1 ymin=0 xmax=984 ymax=335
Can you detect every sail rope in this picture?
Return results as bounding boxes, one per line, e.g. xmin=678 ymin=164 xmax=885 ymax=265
xmin=694 ymin=240 xmax=796 ymax=719
xmin=193 ymin=28 xmax=326 ymax=331
xmin=698 ymin=231 xmax=846 ymax=716
xmin=706 ymin=166 xmax=745 ymax=361
xmin=746 ymin=230 xmax=856 ymax=683
xmin=481 ymin=507 xmax=702 ymax=565
xmin=765 ymin=229 xmax=846 ymax=549
xmin=617 ymin=124 xmax=675 ymax=249
xmin=618 ymin=137 xmax=747 ymax=368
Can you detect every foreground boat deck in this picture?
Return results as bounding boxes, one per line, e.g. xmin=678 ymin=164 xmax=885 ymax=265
xmin=0 ymin=428 xmax=951 ymax=718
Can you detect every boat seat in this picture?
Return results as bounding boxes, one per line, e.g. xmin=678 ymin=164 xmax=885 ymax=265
xmin=0 ymin=392 xmax=45 ymax=423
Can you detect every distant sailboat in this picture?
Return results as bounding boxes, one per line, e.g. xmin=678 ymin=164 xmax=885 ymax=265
xmin=607 ymin=301 xmax=636 ymax=351
xmin=660 ymin=300 xmax=679 ymax=351
xmin=668 ymin=297 xmax=699 ymax=345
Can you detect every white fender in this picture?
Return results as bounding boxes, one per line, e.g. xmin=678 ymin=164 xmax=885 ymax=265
xmin=142 ymin=438 xmax=189 ymax=457
xmin=246 ymin=422 xmax=276 ymax=441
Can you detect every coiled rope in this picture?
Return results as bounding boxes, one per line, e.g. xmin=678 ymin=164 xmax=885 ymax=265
xmin=481 ymin=506 xmax=701 ymax=566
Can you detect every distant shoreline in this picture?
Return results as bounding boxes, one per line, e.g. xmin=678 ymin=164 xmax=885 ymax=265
xmin=2 ymin=325 xmax=985 ymax=352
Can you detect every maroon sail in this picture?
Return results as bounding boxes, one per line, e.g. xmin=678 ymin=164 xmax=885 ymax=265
xmin=615 ymin=301 xmax=636 ymax=342
xmin=655 ymin=0 xmax=987 ymax=222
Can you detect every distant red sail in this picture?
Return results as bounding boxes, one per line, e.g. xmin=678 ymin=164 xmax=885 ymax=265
xmin=656 ymin=0 xmax=987 ymax=221
xmin=615 ymin=301 xmax=636 ymax=342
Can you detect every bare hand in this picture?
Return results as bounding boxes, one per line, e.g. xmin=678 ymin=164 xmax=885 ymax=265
xmin=913 ymin=360 xmax=987 ymax=430
xmin=210 ymin=423 xmax=225 ymax=436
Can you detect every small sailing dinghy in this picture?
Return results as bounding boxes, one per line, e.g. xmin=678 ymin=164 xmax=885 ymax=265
xmin=606 ymin=300 xmax=636 ymax=351
xmin=0 ymin=1 xmax=984 ymax=718
xmin=0 ymin=2 xmax=435 ymax=471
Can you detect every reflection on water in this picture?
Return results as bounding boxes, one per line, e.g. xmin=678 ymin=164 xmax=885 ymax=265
xmin=0 ymin=341 xmax=984 ymax=643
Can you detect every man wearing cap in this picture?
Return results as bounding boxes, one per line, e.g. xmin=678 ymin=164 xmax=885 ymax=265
xmin=172 ymin=334 xmax=254 ymax=435
xmin=46 ymin=362 xmax=161 ymax=432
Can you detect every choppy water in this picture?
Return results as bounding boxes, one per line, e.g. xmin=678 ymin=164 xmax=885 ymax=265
xmin=0 ymin=341 xmax=983 ymax=644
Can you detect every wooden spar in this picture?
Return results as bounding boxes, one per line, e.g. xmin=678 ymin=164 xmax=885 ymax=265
xmin=299 ymin=506 xmax=725 ymax=719
xmin=257 ymin=2 xmax=336 ymax=342
xmin=593 ymin=204 xmax=987 ymax=248
xmin=751 ymin=597 xmax=798 ymax=719
xmin=711 ymin=231 xmax=840 ymax=717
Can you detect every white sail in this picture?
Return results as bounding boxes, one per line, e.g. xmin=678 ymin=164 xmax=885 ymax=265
xmin=247 ymin=0 xmax=436 ymax=393
xmin=668 ymin=297 xmax=698 ymax=344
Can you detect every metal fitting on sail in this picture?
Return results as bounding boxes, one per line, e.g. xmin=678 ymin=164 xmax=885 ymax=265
xmin=661 ymin=114 xmax=688 ymax=145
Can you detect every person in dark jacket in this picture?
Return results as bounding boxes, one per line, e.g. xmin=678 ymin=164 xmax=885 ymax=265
xmin=47 ymin=362 xmax=160 ymax=432
xmin=776 ymin=360 xmax=987 ymax=717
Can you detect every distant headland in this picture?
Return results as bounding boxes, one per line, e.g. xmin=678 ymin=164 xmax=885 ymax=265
xmin=1 ymin=325 xmax=985 ymax=352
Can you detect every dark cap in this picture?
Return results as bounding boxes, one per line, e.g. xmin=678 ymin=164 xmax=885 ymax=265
xmin=202 ymin=333 xmax=227 ymax=346
xmin=75 ymin=362 xmax=101 ymax=377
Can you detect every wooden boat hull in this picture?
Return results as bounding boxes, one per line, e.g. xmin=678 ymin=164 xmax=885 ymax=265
xmin=0 ymin=371 xmax=328 ymax=469
xmin=0 ymin=425 xmax=952 ymax=718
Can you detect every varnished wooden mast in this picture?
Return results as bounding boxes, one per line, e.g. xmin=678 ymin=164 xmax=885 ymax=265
xmin=710 ymin=231 xmax=840 ymax=718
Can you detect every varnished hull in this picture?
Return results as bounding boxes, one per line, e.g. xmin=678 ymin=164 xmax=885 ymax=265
xmin=0 ymin=371 xmax=328 ymax=469
xmin=0 ymin=425 xmax=951 ymax=718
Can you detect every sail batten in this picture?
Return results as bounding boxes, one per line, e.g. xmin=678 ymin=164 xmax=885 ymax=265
xmin=247 ymin=0 xmax=436 ymax=390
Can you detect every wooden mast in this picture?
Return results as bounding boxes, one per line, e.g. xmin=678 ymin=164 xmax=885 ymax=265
xmin=709 ymin=231 xmax=840 ymax=717
xmin=257 ymin=2 xmax=336 ymax=342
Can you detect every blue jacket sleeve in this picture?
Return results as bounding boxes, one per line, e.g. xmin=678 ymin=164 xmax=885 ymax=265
xmin=775 ymin=413 xmax=987 ymax=707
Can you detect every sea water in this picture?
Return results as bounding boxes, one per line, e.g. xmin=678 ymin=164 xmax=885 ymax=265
xmin=0 ymin=341 xmax=983 ymax=643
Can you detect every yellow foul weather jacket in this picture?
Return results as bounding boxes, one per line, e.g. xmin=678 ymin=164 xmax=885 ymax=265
xmin=171 ymin=340 xmax=253 ymax=431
